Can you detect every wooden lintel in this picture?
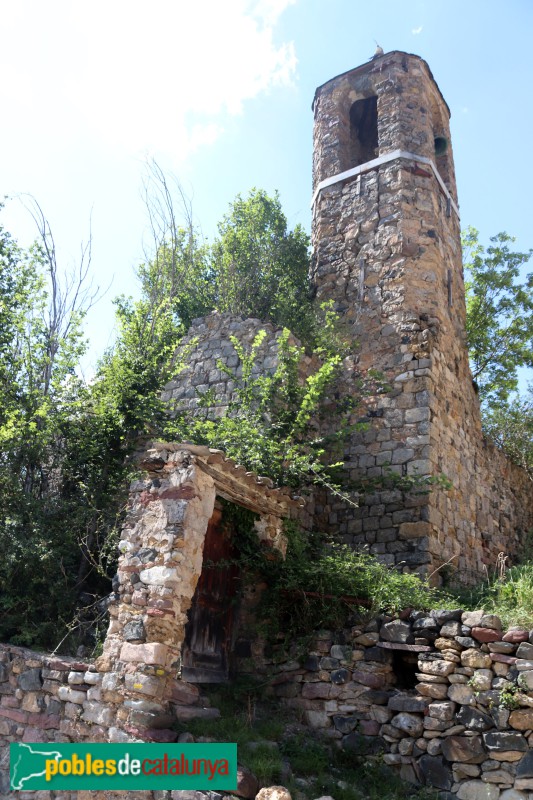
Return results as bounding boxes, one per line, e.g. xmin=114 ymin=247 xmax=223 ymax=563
xmin=197 ymin=460 xmax=288 ymax=517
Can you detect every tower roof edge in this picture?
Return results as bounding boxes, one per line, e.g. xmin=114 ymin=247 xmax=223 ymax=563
xmin=312 ymin=51 xmax=450 ymax=118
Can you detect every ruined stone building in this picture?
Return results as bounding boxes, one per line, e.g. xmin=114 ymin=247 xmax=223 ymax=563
xmin=162 ymin=50 xmax=532 ymax=582
xmin=137 ymin=48 xmax=533 ymax=689
xmin=2 ymin=51 xmax=533 ymax=798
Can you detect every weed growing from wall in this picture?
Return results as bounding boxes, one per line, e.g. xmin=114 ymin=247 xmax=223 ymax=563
xmin=164 ymin=318 xmax=364 ymax=501
xmin=164 ymin=311 xmax=452 ymax=509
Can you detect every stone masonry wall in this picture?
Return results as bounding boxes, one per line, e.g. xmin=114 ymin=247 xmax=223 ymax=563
xmin=162 ymin=312 xmax=317 ymax=421
xmin=94 ymin=442 xmax=295 ymax=739
xmin=311 ymin=51 xmax=533 ymax=580
xmin=0 ymin=444 xmax=298 ymax=797
xmin=0 ymin=642 xmax=210 ymax=799
xmin=162 ymin=312 xmax=317 ymax=532
xmin=244 ymin=609 xmax=533 ymax=799
xmin=0 ymin=646 xmax=94 ymax=798
xmin=7 ymin=608 xmax=533 ymax=800
xmin=0 ymin=645 xmax=210 ymax=800
xmin=1 ymin=441 xmax=531 ymax=799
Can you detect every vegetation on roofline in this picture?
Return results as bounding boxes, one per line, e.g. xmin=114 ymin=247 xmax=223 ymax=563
xmin=0 ymin=180 xmax=340 ymax=652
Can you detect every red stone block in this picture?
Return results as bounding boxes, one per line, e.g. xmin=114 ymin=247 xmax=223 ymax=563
xmin=159 ymin=485 xmax=196 ymax=500
xmin=22 ymin=727 xmax=46 ymax=742
xmin=352 ymin=670 xmax=385 ymax=689
xmin=70 ymin=662 xmax=90 ymax=671
xmin=132 ymin=591 xmax=147 ymax=606
xmin=28 ymin=713 xmax=61 ymax=729
xmin=502 ymin=629 xmax=529 ymax=643
xmin=48 ymin=660 xmax=71 ymax=671
xmin=359 ymin=719 xmax=381 ymax=736
xmin=121 ymin=564 xmax=150 ymax=573
xmin=139 ymin=490 xmax=157 ymax=506
xmin=145 ymin=727 xmax=179 ymax=743
xmin=0 ymin=707 xmax=28 ymax=723
xmin=170 ymin=681 xmax=200 ymax=705
xmin=147 ymin=598 xmax=174 ymax=609
xmin=302 ymin=682 xmax=331 ymax=700
xmin=124 ymin=723 xmax=143 ymax=738
xmin=490 ymin=652 xmax=517 ymax=664
xmin=146 ymin=607 xmax=175 ymax=617
xmin=2 ymin=696 xmax=20 ymax=708
xmin=47 ymin=659 xmax=87 ymax=671
xmin=471 ymin=627 xmax=502 ymax=643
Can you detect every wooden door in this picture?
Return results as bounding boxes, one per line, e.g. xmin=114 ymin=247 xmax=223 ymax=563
xmin=181 ymin=506 xmax=240 ymax=682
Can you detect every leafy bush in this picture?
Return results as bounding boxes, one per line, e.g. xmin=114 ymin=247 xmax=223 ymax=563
xmin=219 ymin=508 xmax=446 ymax=641
xmin=463 ymin=227 xmax=533 ymax=405
xmin=212 ymin=188 xmax=314 ymax=342
xmin=481 ymin=388 xmax=533 ymax=477
xmin=257 ymin=525 xmax=446 ymax=639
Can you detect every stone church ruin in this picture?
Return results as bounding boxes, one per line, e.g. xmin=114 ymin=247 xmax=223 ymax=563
xmin=1 ymin=49 xmax=533 ymax=799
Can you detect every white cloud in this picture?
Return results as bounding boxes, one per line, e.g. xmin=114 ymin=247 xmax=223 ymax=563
xmin=412 ymin=25 xmax=423 ymax=35
xmin=0 ymin=0 xmax=297 ymax=162
xmin=253 ymin=0 xmax=297 ymax=25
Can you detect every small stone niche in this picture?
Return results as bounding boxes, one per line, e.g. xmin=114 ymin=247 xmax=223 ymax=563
xmin=391 ymin=649 xmax=419 ymax=690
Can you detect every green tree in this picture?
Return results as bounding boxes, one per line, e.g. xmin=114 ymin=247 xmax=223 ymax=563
xmin=463 ymin=227 xmax=533 ymax=404
xmin=212 ymin=189 xmax=314 ymax=341
xmin=138 ymin=160 xmax=214 ymax=331
xmin=480 ymin=387 xmax=533 ymax=478
xmin=0 ymin=197 xmax=186 ymax=649
xmin=138 ymin=171 xmax=315 ymax=342
xmin=0 ymin=181 xmax=341 ymax=651
xmin=0 ymin=202 xmax=98 ymax=646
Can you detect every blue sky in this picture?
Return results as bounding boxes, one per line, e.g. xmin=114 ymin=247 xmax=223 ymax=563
xmin=1 ymin=0 xmax=532 ymax=386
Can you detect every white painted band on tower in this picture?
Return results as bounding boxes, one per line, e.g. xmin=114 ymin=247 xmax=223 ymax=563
xmin=311 ymin=149 xmax=460 ymax=220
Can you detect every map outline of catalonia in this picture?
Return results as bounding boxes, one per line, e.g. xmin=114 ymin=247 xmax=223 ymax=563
xmin=10 ymin=742 xmax=62 ymax=790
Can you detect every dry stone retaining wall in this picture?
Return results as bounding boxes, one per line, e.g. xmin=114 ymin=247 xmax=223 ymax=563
xmin=3 ymin=593 xmax=533 ymax=798
xmin=0 ymin=642 xmax=215 ymax=800
xmin=247 ymin=609 xmax=533 ymax=798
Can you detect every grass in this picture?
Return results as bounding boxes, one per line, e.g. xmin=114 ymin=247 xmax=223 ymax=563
xmin=445 ymin=561 xmax=533 ymax=628
xmin=280 ymin=733 xmax=330 ymax=777
xmin=289 ymin=758 xmax=440 ymax=800
xmin=241 ymin=743 xmax=284 ymax=785
xmin=174 ymin=679 xmax=439 ymax=800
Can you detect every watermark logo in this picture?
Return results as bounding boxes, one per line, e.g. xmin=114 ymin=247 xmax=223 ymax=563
xmin=10 ymin=742 xmax=237 ymax=791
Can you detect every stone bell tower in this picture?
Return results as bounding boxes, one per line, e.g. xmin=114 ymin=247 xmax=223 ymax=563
xmin=311 ymin=51 xmax=532 ymax=580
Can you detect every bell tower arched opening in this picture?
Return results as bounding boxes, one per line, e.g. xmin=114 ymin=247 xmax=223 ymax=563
xmin=348 ymin=96 xmax=378 ymax=168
